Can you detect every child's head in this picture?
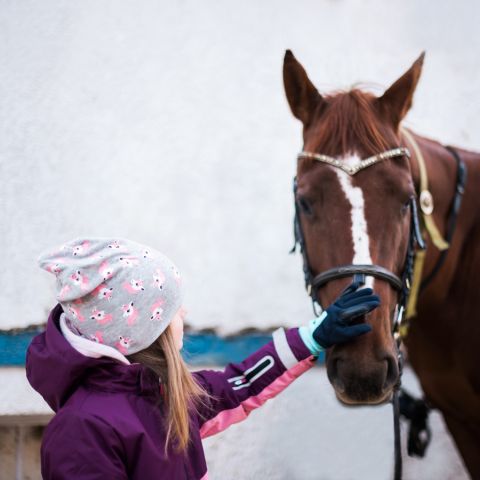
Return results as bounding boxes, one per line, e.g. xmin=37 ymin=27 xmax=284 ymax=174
xmin=39 ymin=237 xmax=208 ymax=453
xmin=38 ymin=237 xmax=184 ymax=355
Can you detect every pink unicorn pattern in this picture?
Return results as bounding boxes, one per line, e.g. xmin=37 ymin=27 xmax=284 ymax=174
xmin=118 ymin=256 xmax=140 ymax=268
xmin=91 ymin=284 xmax=114 ymax=301
xmin=122 ymin=279 xmax=145 ymax=294
xmin=90 ymin=308 xmax=113 ymax=325
xmin=171 ymin=265 xmax=181 ymax=285
xmin=72 ymin=241 xmax=91 ymax=256
xmin=88 ymin=331 xmax=104 ymax=343
xmin=70 ymin=270 xmax=89 ymax=291
xmin=107 ymin=241 xmax=124 ymax=250
xmin=152 ymin=269 xmax=165 ymax=290
xmin=121 ymin=302 xmax=139 ymax=326
xmin=66 ymin=303 xmax=85 ymax=322
xmin=99 ymin=261 xmax=114 ymax=281
xmin=150 ymin=299 xmax=165 ymax=321
xmin=116 ymin=336 xmax=133 ymax=354
xmin=45 ymin=261 xmax=64 ymax=275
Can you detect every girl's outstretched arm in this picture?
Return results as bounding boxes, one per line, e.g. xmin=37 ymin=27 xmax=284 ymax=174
xmin=193 ymin=327 xmax=316 ymax=439
xmin=193 ymin=282 xmax=380 ymax=439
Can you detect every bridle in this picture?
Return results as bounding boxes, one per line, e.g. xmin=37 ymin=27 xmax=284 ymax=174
xmin=291 ymin=141 xmax=467 ymax=479
xmin=291 ymin=146 xmax=426 ymax=329
xmin=290 ymin=145 xmax=426 ymax=480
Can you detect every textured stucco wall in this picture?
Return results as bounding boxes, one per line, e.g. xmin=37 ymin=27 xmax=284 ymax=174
xmin=1 ymin=0 xmax=479 ymax=333
xmin=1 ymin=2 xmax=476 ymax=476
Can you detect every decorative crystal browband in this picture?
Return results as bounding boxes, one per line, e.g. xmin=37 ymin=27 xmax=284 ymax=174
xmin=297 ymin=147 xmax=411 ymax=176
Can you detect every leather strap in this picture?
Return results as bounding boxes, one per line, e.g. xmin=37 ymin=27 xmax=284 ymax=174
xmin=420 ymin=146 xmax=467 ymax=292
xmin=312 ymin=264 xmax=403 ymax=291
xmin=401 ymin=128 xmax=449 ymax=251
xmin=404 ymin=139 xmax=467 ymax=320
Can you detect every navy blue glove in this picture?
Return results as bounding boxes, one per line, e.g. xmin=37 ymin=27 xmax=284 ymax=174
xmin=299 ymin=282 xmax=380 ymax=353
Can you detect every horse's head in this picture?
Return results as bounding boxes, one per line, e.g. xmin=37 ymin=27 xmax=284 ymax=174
xmin=283 ymin=50 xmax=425 ymax=405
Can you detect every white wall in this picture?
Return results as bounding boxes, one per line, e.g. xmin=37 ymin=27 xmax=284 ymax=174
xmin=1 ymin=0 xmax=479 ymax=332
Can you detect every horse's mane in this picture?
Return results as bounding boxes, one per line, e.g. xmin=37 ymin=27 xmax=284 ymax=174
xmin=310 ymin=89 xmax=397 ymax=158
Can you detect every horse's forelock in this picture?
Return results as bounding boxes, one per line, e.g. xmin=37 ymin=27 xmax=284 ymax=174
xmin=305 ymin=89 xmax=398 ymax=160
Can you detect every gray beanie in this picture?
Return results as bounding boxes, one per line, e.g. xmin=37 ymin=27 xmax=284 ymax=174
xmin=38 ymin=238 xmax=184 ymax=355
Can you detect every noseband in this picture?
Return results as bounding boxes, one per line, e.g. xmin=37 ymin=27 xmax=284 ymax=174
xmin=291 ymin=147 xmax=426 ymax=330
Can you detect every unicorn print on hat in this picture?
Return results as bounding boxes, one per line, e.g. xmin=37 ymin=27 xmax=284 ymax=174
xmin=88 ymin=331 xmax=104 ymax=344
xmin=171 ymin=266 xmax=181 ymax=285
xmin=45 ymin=261 xmax=64 ymax=275
xmin=99 ymin=261 xmax=114 ymax=281
xmin=116 ymin=336 xmax=133 ymax=354
xmin=152 ymin=269 xmax=165 ymax=290
xmin=121 ymin=302 xmax=139 ymax=326
xmin=123 ymin=279 xmax=145 ymax=294
xmin=108 ymin=241 xmax=124 ymax=250
xmin=70 ymin=270 xmax=89 ymax=291
xmin=150 ymin=299 xmax=165 ymax=321
xmin=90 ymin=308 xmax=113 ymax=325
xmin=72 ymin=241 xmax=91 ymax=256
xmin=118 ymin=256 xmax=139 ymax=268
xmin=66 ymin=303 xmax=85 ymax=322
xmin=92 ymin=284 xmax=114 ymax=301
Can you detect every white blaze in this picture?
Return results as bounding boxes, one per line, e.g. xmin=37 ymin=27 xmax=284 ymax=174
xmin=333 ymin=154 xmax=374 ymax=289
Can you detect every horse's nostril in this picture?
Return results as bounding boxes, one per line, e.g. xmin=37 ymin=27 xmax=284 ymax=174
xmin=383 ymin=355 xmax=399 ymax=391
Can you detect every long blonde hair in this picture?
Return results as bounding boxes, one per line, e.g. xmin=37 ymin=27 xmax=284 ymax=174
xmin=127 ymin=325 xmax=211 ymax=455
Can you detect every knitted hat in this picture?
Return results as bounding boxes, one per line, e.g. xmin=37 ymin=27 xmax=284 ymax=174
xmin=38 ymin=238 xmax=184 ymax=355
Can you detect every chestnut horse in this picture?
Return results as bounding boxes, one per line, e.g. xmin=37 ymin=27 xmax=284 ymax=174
xmin=283 ymin=50 xmax=480 ymax=478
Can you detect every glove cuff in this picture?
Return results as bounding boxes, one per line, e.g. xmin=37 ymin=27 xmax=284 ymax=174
xmin=299 ymin=311 xmax=328 ymax=355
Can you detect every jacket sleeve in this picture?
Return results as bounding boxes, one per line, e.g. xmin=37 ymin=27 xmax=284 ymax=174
xmin=192 ymin=327 xmax=317 ymax=439
xmin=41 ymin=409 xmax=128 ymax=480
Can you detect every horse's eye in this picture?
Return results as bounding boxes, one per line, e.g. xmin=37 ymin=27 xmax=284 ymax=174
xmin=297 ymin=196 xmax=313 ymax=215
xmin=401 ymin=199 xmax=410 ymax=215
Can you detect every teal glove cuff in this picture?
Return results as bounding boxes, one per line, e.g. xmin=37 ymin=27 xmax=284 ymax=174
xmin=299 ymin=311 xmax=328 ymax=356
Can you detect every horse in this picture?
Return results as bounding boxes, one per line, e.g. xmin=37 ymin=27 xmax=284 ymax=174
xmin=283 ymin=50 xmax=480 ymax=478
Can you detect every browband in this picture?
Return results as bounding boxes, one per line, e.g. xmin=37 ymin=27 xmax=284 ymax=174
xmin=297 ymin=147 xmax=410 ymax=176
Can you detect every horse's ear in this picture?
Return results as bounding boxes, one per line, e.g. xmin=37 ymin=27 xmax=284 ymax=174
xmin=377 ymin=52 xmax=425 ymax=131
xmin=283 ymin=50 xmax=323 ymax=125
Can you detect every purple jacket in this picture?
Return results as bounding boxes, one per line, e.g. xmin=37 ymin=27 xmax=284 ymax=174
xmin=26 ymin=304 xmax=316 ymax=479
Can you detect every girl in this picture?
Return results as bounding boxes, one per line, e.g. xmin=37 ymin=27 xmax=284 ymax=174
xmin=27 ymin=237 xmax=379 ymax=479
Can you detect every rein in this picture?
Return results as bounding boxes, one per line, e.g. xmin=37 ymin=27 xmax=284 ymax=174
xmin=291 ymin=137 xmax=466 ymax=480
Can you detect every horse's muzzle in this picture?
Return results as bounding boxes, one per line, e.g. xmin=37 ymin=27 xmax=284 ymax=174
xmin=327 ymin=350 xmax=399 ymax=405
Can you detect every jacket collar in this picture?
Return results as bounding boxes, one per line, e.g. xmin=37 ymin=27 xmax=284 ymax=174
xmin=26 ymin=304 xmax=162 ymax=411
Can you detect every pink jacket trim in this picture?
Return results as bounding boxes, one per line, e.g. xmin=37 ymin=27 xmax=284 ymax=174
xmin=199 ymin=355 xmax=314 ymax=438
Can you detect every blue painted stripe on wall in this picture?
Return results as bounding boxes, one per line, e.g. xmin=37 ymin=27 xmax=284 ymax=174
xmin=0 ymin=330 xmax=44 ymax=366
xmin=0 ymin=331 xmax=325 ymax=366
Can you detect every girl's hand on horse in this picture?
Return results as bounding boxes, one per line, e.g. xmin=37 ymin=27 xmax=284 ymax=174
xmin=299 ymin=282 xmax=380 ymax=354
